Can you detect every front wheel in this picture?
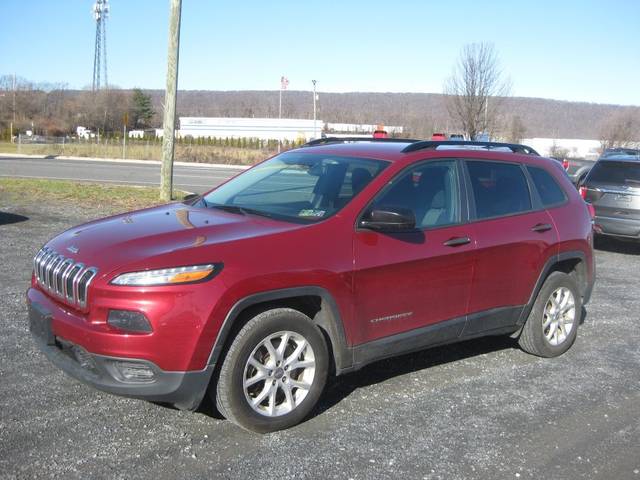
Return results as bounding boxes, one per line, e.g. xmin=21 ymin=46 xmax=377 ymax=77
xmin=518 ymin=272 xmax=581 ymax=357
xmin=215 ymin=308 xmax=329 ymax=433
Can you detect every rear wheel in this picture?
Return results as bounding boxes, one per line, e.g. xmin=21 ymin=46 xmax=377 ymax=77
xmin=215 ymin=308 xmax=329 ymax=433
xmin=518 ymin=272 xmax=581 ymax=357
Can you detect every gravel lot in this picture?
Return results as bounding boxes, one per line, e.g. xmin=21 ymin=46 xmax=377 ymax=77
xmin=1 ymin=201 xmax=639 ymax=480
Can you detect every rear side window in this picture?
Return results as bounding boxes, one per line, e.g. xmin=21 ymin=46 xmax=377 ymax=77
xmin=466 ymin=161 xmax=532 ymax=219
xmin=527 ymin=166 xmax=567 ymax=206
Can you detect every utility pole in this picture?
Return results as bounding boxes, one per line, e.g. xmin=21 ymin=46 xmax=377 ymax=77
xmin=122 ymin=112 xmax=128 ymax=159
xmin=11 ymin=73 xmax=16 ymax=142
xmin=312 ymin=80 xmax=317 ymax=139
xmin=160 ymin=0 xmax=182 ymax=202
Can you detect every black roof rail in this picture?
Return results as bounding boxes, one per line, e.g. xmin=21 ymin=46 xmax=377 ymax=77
xmin=401 ymin=140 xmax=540 ymax=156
xmin=301 ymin=137 xmax=420 ymax=147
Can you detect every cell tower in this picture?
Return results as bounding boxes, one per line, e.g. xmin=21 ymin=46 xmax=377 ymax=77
xmin=91 ymin=0 xmax=109 ymax=91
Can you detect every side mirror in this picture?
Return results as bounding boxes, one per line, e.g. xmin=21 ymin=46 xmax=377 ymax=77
xmin=359 ymin=207 xmax=416 ymax=232
xmin=182 ymin=193 xmax=201 ymax=204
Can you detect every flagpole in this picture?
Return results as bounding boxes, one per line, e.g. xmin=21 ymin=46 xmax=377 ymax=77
xmin=312 ymin=80 xmax=317 ymax=139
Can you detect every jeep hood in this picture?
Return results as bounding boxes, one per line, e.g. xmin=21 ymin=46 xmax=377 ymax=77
xmin=45 ymin=203 xmax=303 ymax=273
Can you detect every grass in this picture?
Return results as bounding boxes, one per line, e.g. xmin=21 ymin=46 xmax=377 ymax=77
xmin=0 ymin=177 xmax=188 ymax=212
xmin=0 ymin=141 xmax=274 ymax=166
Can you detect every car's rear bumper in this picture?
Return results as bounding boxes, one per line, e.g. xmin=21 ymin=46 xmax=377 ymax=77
xmin=27 ymin=293 xmax=214 ymax=410
xmin=594 ymin=215 xmax=640 ymax=239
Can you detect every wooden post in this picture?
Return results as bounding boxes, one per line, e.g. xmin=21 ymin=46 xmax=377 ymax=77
xmin=160 ymin=0 xmax=182 ymax=201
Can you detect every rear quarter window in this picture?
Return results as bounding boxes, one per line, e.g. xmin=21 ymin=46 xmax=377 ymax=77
xmin=527 ymin=166 xmax=567 ymax=207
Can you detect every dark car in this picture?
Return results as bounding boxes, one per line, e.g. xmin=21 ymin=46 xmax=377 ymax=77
xmin=28 ymin=139 xmax=595 ymax=433
xmin=563 ymin=158 xmax=595 ymax=186
xmin=580 ymin=152 xmax=640 ymax=241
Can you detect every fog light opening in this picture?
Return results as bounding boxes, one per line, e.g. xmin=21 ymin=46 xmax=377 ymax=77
xmin=112 ymin=361 xmax=156 ymax=383
xmin=107 ymin=310 xmax=153 ymax=333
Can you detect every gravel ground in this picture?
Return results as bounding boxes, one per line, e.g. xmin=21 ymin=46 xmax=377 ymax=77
xmin=1 ymin=201 xmax=639 ymax=480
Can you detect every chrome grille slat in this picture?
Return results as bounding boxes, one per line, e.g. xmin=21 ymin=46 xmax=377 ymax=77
xmin=43 ymin=254 xmax=59 ymax=290
xmin=38 ymin=250 xmax=54 ymax=282
xmin=32 ymin=247 xmax=98 ymax=308
xmin=72 ymin=264 xmax=86 ymax=306
xmin=54 ymin=259 xmax=74 ymax=295
xmin=47 ymin=255 xmax=62 ymax=290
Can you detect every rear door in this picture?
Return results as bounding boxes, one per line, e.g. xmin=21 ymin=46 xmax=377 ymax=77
xmin=463 ymin=160 xmax=558 ymax=333
xmin=352 ymin=159 xmax=476 ymax=345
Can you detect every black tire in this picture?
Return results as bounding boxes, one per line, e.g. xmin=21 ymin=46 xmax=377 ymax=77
xmin=518 ymin=272 xmax=582 ymax=358
xmin=215 ymin=308 xmax=329 ymax=433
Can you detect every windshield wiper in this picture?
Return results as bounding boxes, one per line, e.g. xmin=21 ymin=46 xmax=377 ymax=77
xmin=208 ymin=203 xmax=273 ymax=218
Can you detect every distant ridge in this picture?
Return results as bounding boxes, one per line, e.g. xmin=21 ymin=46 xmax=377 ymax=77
xmin=137 ymin=89 xmax=640 ymax=139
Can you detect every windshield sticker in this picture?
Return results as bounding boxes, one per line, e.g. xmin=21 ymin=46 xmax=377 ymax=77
xmin=298 ymin=209 xmax=326 ymax=218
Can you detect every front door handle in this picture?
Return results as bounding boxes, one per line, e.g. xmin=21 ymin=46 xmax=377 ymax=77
xmin=531 ymin=223 xmax=553 ymax=233
xmin=443 ymin=236 xmax=471 ymax=247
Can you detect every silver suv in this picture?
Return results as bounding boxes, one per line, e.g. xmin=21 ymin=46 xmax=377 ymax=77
xmin=581 ymin=153 xmax=640 ymax=241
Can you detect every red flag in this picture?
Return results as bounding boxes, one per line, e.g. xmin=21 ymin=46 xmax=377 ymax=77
xmin=280 ymin=76 xmax=289 ymax=90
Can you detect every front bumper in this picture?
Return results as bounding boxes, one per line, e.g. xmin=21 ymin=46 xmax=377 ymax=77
xmin=28 ymin=295 xmax=214 ymax=410
xmin=594 ymin=215 xmax=640 ymax=239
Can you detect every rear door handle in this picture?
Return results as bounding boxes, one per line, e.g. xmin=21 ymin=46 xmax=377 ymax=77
xmin=531 ymin=223 xmax=553 ymax=233
xmin=443 ymin=236 xmax=471 ymax=247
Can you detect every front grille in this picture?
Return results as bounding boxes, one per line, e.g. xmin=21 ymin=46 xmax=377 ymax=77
xmin=33 ymin=247 xmax=98 ymax=308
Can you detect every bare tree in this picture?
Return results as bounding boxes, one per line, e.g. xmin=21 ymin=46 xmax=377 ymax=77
xmin=599 ymin=111 xmax=640 ymax=149
xmin=444 ymin=43 xmax=511 ymax=140
xmin=506 ymin=115 xmax=526 ymax=143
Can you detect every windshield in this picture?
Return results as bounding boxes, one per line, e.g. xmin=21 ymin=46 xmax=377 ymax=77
xmin=587 ymin=161 xmax=640 ymax=187
xmin=202 ymin=152 xmax=389 ymax=223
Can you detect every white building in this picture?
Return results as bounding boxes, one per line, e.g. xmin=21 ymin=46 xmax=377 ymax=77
xmin=178 ymin=117 xmax=323 ymax=142
xmin=326 ymin=123 xmax=403 ymax=135
xmin=522 ymin=138 xmax=602 ymax=159
xmin=128 ymin=129 xmax=145 ymax=139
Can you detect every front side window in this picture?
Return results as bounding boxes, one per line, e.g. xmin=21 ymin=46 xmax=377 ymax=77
xmin=367 ymin=160 xmax=460 ymax=228
xmin=466 ymin=161 xmax=532 ymax=219
xmin=527 ymin=166 xmax=567 ymax=206
xmin=202 ymin=153 xmax=388 ymax=223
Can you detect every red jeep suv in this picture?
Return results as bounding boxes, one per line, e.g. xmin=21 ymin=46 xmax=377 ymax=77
xmin=28 ymin=139 xmax=595 ymax=433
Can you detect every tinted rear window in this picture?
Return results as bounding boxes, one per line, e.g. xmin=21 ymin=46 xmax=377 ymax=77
xmin=527 ymin=166 xmax=567 ymax=206
xmin=587 ymin=161 xmax=640 ymax=187
xmin=466 ymin=161 xmax=532 ymax=219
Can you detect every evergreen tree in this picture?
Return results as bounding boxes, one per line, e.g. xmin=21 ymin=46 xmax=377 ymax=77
xmin=131 ymin=88 xmax=155 ymax=129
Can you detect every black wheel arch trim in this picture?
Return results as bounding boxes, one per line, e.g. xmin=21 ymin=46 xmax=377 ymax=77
xmin=518 ymin=250 xmax=593 ymax=326
xmin=206 ymin=286 xmax=352 ymax=373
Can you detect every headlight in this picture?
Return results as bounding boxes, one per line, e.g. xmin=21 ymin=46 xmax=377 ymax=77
xmin=111 ymin=264 xmax=218 ymax=286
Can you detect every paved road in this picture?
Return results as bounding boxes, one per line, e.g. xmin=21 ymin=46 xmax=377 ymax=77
xmin=0 ymin=156 xmax=243 ymax=193
xmin=1 ymin=200 xmax=640 ymax=480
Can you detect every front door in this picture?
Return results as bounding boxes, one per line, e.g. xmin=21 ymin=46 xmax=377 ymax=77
xmin=352 ymin=160 xmax=476 ymax=345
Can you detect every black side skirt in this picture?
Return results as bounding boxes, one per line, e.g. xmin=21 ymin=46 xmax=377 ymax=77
xmin=349 ymin=306 xmax=523 ymax=373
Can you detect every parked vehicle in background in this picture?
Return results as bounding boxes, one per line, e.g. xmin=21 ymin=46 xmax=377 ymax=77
xmin=562 ymin=158 xmax=595 ymax=186
xmin=28 ymin=138 xmax=595 ymax=433
xmin=580 ymin=152 xmax=640 ymax=241
xmin=431 ymin=132 xmax=447 ymax=140
xmin=372 ymin=126 xmax=388 ymax=139
xmin=449 ymin=134 xmax=465 ymax=141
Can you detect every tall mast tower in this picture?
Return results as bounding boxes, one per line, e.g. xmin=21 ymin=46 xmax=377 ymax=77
xmin=91 ymin=0 xmax=109 ymax=91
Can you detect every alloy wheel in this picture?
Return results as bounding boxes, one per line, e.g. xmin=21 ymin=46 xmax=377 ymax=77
xmin=542 ymin=286 xmax=576 ymax=346
xmin=243 ymin=330 xmax=316 ymax=417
